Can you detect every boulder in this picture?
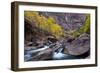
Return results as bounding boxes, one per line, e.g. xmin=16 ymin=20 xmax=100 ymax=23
xmin=64 ymin=33 xmax=90 ymax=56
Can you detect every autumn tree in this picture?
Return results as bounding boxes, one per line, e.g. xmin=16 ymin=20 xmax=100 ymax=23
xmin=24 ymin=11 xmax=64 ymax=39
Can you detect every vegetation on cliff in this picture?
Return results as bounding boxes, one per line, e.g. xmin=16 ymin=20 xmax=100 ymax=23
xmin=25 ymin=11 xmax=64 ymax=39
xmin=72 ymin=14 xmax=90 ymax=37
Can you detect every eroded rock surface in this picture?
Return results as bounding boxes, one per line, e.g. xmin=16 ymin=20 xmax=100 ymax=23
xmin=64 ymin=33 xmax=90 ymax=56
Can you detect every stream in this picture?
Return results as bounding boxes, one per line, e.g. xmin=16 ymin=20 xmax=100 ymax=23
xmin=24 ymin=44 xmax=79 ymax=61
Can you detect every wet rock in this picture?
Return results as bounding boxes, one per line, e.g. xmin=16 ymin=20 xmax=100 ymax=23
xmin=63 ymin=48 xmax=69 ymax=54
xmin=64 ymin=33 xmax=90 ymax=56
xmin=29 ymin=48 xmax=53 ymax=61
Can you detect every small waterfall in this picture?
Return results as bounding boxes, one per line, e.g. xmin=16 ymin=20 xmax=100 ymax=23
xmin=52 ymin=46 xmax=78 ymax=60
xmin=53 ymin=47 xmax=67 ymax=60
xmin=24 ymin=43 xmax=79 ymax=61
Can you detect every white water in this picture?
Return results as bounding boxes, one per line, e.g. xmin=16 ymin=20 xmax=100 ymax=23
xmin=24 ymin=45 xmax=78 ymax=61
xmin=27 ymin=45 xmax=49 ymax=54
xmin=53 ymin=52 xmax=68 ymax=59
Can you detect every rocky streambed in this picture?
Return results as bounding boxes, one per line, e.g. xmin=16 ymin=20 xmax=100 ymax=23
xmin=24 ymin=33 xmax=90 ymax=61
xmin=24 ymin=12 xmax=90 ymax=62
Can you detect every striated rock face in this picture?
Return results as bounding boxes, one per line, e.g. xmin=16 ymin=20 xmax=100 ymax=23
xmin=64 ymin=33 xmax=90 ymax=56
xmin=40 ymin=12 xmax=86 ymax=31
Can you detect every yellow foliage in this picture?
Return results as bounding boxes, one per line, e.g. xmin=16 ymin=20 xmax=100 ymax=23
xmin=24 ymin=11 xmax=64 ymax=39
xmin=50 ymin=24 xmax=64 ymax=38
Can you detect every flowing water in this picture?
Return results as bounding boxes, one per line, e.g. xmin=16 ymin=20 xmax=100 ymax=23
xmin=24 ymin=45 xmax=79 ymax=61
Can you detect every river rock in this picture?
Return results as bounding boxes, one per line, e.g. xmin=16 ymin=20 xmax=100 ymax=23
xmin=64 ymin=33 xmax=90 ymax=56
xmin=29 ymin=48 xmax=53 ymax=61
